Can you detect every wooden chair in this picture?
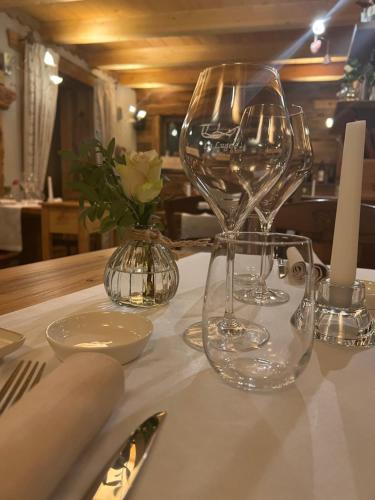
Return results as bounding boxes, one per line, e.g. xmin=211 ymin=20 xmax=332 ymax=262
xmin=274 ymin=198 xmax=375 ymax=269
xmin=41 ymin=201 xmax=100 ymax=260
xmin=164 ymin=196 xmax=214 ymax=240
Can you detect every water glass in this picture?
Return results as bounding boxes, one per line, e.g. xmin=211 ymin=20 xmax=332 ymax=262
xmin=203 ymin=232 xmax=315 ymax=391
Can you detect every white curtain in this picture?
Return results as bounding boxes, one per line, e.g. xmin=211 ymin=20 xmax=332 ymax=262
xmin=23 ymin=43 xmax=59 ymax=194
xmin=94 ymin=79 xmax=116 ymax=146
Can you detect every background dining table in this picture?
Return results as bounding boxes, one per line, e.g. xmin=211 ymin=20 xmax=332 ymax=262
xmin=0 ymin=250 xmax=375 ymax=499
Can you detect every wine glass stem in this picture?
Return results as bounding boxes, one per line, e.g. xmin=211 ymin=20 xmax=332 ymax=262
xmin=224 ymin=234 xmax=235 ymax=320
xmin=257 ymin=220 xmax=272 ymax=298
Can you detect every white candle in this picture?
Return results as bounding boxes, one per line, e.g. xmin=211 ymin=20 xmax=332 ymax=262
xmin=330 ymin=120 xmax=366 ymax=288
xmin=47 ymin=176 xmax=54 ymax=201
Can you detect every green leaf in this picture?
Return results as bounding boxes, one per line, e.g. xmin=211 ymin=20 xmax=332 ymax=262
xmin=100 ymin=216 xmax=116 ymax=233
xmin=89 ymin=167 xmax=104 ymax=185
xmin=118 ymin=211 xmax=135 ymax=227
xmin=96 ymin=204 xmax=105 ymax=219
xmin=110 ymin=199 xmax=126 ymax=220
xmin=79 ymin=142 xmax=92 ymax=158
xmin=106 ymin=138 xmax=116 ymax=159
xmin=87 ymin=205 xmax=97 ymax=222
xmin=72 ymin=181 xmax=99 ymax=203
xmin=79 ymin=207 xmax=91 ymax=222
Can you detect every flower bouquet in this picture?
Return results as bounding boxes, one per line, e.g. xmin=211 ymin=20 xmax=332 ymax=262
xmin=64 ymin=139 xmax=179 ymax=307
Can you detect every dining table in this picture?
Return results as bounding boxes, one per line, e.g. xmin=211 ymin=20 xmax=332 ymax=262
xmin=0 ymin=250 xmax=375 ymax=500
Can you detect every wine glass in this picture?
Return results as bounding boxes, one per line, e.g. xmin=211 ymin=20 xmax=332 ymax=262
xmin=234 ymin=105 xmax=313 ymax=306
xmin=203 ymin=232 xmax=314 ymax=391
xmin=179 ymin=63 xmax=292 ymax=351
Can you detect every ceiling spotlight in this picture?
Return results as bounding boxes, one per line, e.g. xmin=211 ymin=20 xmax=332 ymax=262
xmin=136 ymin=109 xmax=147 ymax=120
xmin=312 ymin=19 xmax=326 ymax=36
xmin=128 ymin=104 xmax=136 ymax=113
xmin=171 ymin=128 xmax=178 ymax=137
xmin=44 ymin=50 xmax=56 ymax=67
xmin=325 ymin=117 xmax=334 ymax=129
xmin=49 ymin=74 xmax=63 ymax=85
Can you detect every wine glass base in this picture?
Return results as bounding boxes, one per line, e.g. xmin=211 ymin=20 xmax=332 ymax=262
xmin=183 ymin=320 xmax=206 ymax=351
xmin=212 ymin=317 xmax=269 ymax=351
xmin=235 ymin=287 xmax=290 ymax=306
xmin=183 ymin=317 xmax=270 ymax=352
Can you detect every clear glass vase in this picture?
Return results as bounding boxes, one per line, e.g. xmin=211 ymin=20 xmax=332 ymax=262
xmin=104 ymin=226 xmax=179 ymax=307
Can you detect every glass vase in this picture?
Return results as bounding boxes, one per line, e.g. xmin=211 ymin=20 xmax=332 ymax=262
xmin=104 ymin=226 xmax=179 ymax=307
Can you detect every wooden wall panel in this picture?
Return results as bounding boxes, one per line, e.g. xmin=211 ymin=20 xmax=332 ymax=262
xmin=136 ymin=114 xmax=162 ymax=152
xmin=283 ymin=81 xmax=340 ymax=166
xmin=136 ymin=82 xmax=341 ymax=166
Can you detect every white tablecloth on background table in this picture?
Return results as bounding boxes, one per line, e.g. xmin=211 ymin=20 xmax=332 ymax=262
xmin=0 ymin=253 xmax=375 ymax=500
xmin=0 ymin=204 xmax=22 ymax=252
xmin=0 ymin=200 xmax=41 ymax=252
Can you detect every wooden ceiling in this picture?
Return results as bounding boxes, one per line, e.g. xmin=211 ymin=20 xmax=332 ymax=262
xmin=1 ymin=0 xmax=362 ymax=88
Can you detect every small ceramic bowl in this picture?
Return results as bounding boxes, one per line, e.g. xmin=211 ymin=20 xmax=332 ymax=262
xmin=46 ymin=311 xmax=153 ymax=364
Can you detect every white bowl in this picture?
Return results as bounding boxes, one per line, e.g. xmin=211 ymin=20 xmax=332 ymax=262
xmin=46 ymin=311 xmax=153 ymax=364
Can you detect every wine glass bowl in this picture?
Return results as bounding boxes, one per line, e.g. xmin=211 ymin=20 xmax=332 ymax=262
xmin=180 ymin=64 xmax=292 ymax=232
xmin=255 ymin=105 xmax=313 ymax=230
xmin=230 ymin=103 xmax=293 ymax=203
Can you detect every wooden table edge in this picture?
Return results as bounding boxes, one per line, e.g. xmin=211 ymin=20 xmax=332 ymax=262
xmin=0 ymin=248 xmax=193 ymax=316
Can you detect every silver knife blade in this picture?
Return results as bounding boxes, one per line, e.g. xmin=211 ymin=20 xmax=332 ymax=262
xmin=90 ymin=411 xmax=167 ymax=500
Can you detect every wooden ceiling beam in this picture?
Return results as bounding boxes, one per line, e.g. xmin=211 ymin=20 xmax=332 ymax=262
xmin=0 ymin=0 xmax=80 ymax=7
xmin=84 ymin=35 xmax=348 ymax=69
xmin=280 ymin=61 xmax=345 ymax=81
xmin=117 ymin=61 xmax=346 ymax=88
xmin=40 ymin=1 xmax=358 ymax=44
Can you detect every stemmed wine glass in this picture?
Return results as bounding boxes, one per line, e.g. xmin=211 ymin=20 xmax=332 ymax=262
xmin=234 ymin=105 xmax=313 ymax=306
xmin=179 ymin=63 xmax=293 ymax=351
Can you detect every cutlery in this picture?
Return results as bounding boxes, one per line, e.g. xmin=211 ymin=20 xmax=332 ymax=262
xmin=90 ymin=411 xmax=167 ymax=499
xmin=0 ymin=360 xmax=46 ymax=415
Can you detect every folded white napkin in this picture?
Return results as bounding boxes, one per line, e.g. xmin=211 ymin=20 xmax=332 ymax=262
xmin=287 ymin=247 xmax=328 ymax=282
xmin=0 ymin=352 xmax=124 ymax=500
xmin=0 ymin=205 xmax=22 ymax=252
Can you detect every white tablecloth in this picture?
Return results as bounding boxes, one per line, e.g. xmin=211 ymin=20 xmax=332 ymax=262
xmin=0 ymin=200 xmax=41 ymax=252
xmin=0 ymin=253 xmax=375 ymax=500
xmin=0 ymin=204 xmax=22 ymax=251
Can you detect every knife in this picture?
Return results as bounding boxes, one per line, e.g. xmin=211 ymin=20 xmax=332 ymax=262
xmin=89 ymin=411 xmax=167 ymax=500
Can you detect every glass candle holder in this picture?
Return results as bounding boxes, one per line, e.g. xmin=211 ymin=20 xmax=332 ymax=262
xmin=315 ymin=278 xmax=375 ymax=347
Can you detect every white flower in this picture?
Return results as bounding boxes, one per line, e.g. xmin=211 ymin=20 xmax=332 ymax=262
xmin=115 ymin=150 xmax=163 ymax=203
xmin=344 ymin=65 xmax=354 ymax=73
